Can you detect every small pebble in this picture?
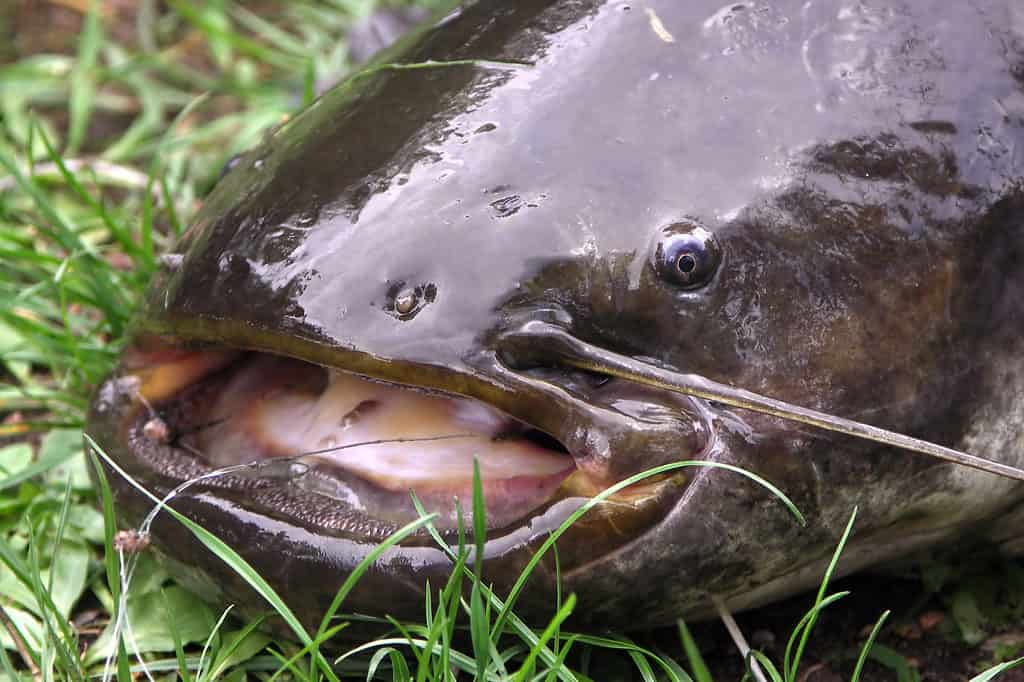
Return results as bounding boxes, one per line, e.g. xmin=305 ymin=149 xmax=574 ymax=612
xmin=751 ymin=628 xmax=776 ymax=650
xmin=918 ymin=610 xmax=946 ymax=632
xmin=799 ymin=662 xmax=841 ymax=682
xmin=895 ymin=622 xmax=922 ymax=640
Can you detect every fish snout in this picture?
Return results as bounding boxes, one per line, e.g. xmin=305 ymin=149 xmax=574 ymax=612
xmin=493 ymin=322 xmax=713 ymax=487
xmin=561 ymin=394 xmax=710 ymax=487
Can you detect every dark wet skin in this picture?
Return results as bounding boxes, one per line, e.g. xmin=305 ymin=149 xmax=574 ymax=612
xmin=87 ymin=0 xmax=1024 ymax=629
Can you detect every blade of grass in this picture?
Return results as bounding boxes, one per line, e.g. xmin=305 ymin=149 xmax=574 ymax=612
xmin=746 ymin=651 xmax=783 ymax=682
xmin=678 ymin=619 xmax=712 ymax=682
xmin=37 ymin=120 xmax=151 ymax=273
xmin=415 ymin=590 xmax=449 ymax=682
xmin=514 ymin=595 xmax=576 ymax=682
xmin=784 ymin=507 xmax=858 ymax=681
xmin=45 ymin=476 xmax=75 ymax=606
xmin=494 ymin=460 xmax=804 ymax=638
xmin=365 ymin=646 xmax=411 ymax=682
xmin=0 ymin=144 xmax=127 ymax=336
xmin=24 ymin=522 xmax=84 ymax=680
xmin=336 ymin=636 xmax=503 ymax=681
xmin=307 ymin=512 xmax=442 ymax=676
xmin=0 ymin=603 xmax=41 ymax=676
xmin=469 ymin=459 xmax=491 ymax=675
xmin=86 ymin=449 xmax=132 ymax=682
xmin=167 ymin=0 xmax=304 ymax=70
xmin=66 ymin=0 xmax=104 ymax=154
xmin=569 ymin=634 xmax=691 ymax=682
xmin=850 ymin=610 xmax=889 ymax=682
xmin=410 ymin=493 xmax=578 ymax=682
xmin=970 ymin=657 xmax=1024 ymax=682
xmin=264 ymin=623 xmax=349 ymax=682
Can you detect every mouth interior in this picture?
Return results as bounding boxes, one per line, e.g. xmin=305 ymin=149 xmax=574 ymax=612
xmin=133 ymin=349 xmax=576 ymax=532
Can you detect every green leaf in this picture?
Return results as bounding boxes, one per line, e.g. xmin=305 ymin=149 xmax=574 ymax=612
xmin=119 ymin=552 xmax=172 ymax=597
xmin=0 ymin=606 xmax=43 ymax=655
xmin=66 ymin=504 xmax=106 ymax=544
xmin=867 ymin=644 xmax=922 ymax=682
xmin=0 ymin=320 xmax=29 ymax=383
xmin=951 ymin=588 xmax=989 ymax=646
xmin=40 ymin=428 xmax=91 ymax=489
xmin=47 ymin=540 xmax=89 ymax=618
xmin=0 ymin=557 xmax=36 ymax=613
xmin=86 ymin=585 xmax=216 ymax=662
xmin=0 ymin=443 xmax=32 ymax=478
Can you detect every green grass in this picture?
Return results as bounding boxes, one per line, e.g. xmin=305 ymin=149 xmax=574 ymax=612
xmin=1 ymin=1 xmax=1024 ymax=680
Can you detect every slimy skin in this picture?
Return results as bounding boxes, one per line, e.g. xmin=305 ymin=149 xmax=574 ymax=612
xmin=87 ymin=0 xmax=1024 ymax=629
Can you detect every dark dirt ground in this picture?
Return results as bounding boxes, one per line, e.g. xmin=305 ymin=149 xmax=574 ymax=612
xmin=592 ymin=550 xmax=1024 ymax=681
xmin=682 ymin=571 xmax=1024 ymax=681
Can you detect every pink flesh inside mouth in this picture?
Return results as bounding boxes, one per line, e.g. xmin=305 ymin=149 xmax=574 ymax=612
xmin=162 ymin=354 xmax=577 ymax=531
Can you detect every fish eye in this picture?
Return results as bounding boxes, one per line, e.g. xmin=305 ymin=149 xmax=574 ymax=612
xmin=653 ymin=222 xmax=722 ymax=289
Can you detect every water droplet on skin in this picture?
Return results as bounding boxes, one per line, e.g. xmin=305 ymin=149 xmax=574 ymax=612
xmin=291 ymin=461 xmax=310 ymax=474
xmin=232 ymin=458 xmax=307 ymax=480
xmin=395 ymin=290 xmax=419 ymax=315
xmin=142 ymin=417 xmax=172 ymax=443
xmin=287 ymin=207 xmax=320 ymax=230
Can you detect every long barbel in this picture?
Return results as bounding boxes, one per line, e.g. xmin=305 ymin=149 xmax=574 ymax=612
xmin=507 ymin=322 xmax=1024 ymax=483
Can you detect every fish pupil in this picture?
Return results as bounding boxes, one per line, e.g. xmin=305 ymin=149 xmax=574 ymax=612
xmin=676 ymin=253 xmax=697 ymax=274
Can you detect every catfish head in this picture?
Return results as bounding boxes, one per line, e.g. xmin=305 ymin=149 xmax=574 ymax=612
xmin=87 ymin=0 xmax=1024 ymax=628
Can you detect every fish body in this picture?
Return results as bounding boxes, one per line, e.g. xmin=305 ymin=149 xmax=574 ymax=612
xmin=87 ymin=0 xmax=1024 ymax=628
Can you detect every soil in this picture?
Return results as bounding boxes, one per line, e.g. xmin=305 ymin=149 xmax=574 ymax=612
xmin=621 ymin=568 xmax=1024 ymax=681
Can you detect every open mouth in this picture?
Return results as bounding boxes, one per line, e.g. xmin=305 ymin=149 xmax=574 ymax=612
xmin=114 ymin=338 xmax=689 ymax=548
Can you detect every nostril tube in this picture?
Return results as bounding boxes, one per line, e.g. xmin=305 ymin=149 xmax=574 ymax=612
xmin=495 ymin=318 xmax=580 ymax=370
